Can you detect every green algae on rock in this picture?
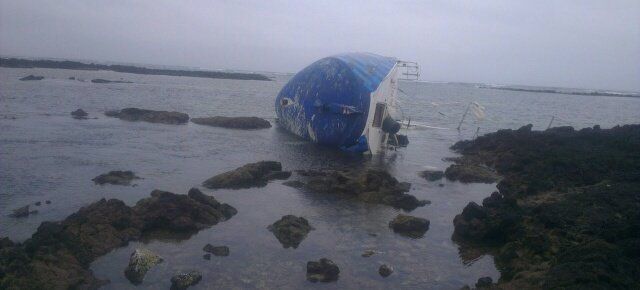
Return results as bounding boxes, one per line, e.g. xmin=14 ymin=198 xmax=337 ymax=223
xmin=124 ymin=248 xmax=163 ymax=285
xmin=267 ymin=215 xmax=314 ymax=249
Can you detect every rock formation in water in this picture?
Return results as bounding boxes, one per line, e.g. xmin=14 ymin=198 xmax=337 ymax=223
xmin=191 ymin=116 xmax=271 ymax=129
xmin=418 ymin=169 xmax=444 ymax=181
xmin=202 ymin=161 xmax=291 ymax=189
xmin=306 ymin=258 xmax=340 ymax=282
xmin=92 ymin=170 xmax=140 ymax=186
xmin=70 ymin=109 xmax=88 ymax=119
xmin=389 ymin=214 xmax=430 ymax=238
xmin=105 ymin=108 xmax=190 ymax=125
xmin=91 ymin=78 xmax=133 ymax=84
xmin=444 ymin=164 xmax=499 ymax=183
xmin=267 ymin=215 xmax=314 ymax=249
xmin=290 ymin=169 xmax=428 ymax=211
xmin=9 ymin=205 xmax=38 ymax=218
xmin=378 ymin=264 xmax=394 ymax=277
xmin=202 ymin=244 xmax=229 ymax=256
xmin=19 ymin=75 xmax=44 ymax=81
xmin=0 ymin=188 xmax=236 ymax=289
xmin=450 ymin=124 xmax=640 ymax=289
xmin=170 ymin=271 xmax=202 ymax=290
xmin=124 ymin=248 xmax=163 ymax=284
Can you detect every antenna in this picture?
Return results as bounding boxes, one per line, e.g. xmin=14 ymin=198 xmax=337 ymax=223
xmin=397 ymin=61 xmax=420 ymax=81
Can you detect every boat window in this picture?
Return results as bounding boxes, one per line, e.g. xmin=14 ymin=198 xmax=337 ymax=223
xmin=281 ymin=99 xmax=289 ymax=106
xmin=372 ymin=103 xmax=386 ymax=127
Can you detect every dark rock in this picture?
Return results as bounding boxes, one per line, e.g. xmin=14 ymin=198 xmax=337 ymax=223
xmin=445 ymin=164 xmax=499 ymax=183
xmin=91 ymin=78 xmax=132 ymax=84
xmin=267 ymin=215 xmax=314 ymax=249
xmin=92 ymin=170 xmax=140 ymax=186
xmin=45 ymin=200 xmax=51 ymax=204
xmin=191 ymin=116 xmax=271 ymax=129
xmin=105 ymin=107 xmax=189 ymax=125
xmin=378 ymin=264 xmax=393 ymax=277
xmin=124 ymin=248 xmax=163 ymax=285
xmin=389 ymin=214 xmax=430 ymax=238
xmin=71 ymin=109 xmax=88 ymax=119
xmin=170 ymin=271 xmax=202 ymax=290
xmin=10 ymin=205 xmax=37 ymax=218
xmin=475 ymin=276 xmax=493 ymax=288
xmin=419 ymin=170 xmax=444 ymax=181
xmin=438 ymin=183 xmax=445 ymax=187
xmin=306 ymin=258 xmax=339 ymax=282
xmin=0 ymin=189 xmax=235 ymax=289
xmin=203 ymin=253 xmax=211 ymax=260
xmin=282 ymin=180 xmax=305 ymax=188
xmin=203 ymin=244 xmax=229 ymax=256
xmin=294 ymin=169 xmax=428 ymax=211
xmin=68 ymin=77 xmax=75 ymax=80
xmin=202 ymin=161 xmax=288 ymax=189
xmin=361 ymin=250 xmax=376 ymax=257
xmin=19 ymin=75 xmax=44 ymax=81
xmin=35 ymin=201 xmax=41 ymax=206
xmin=187 ymin=187 xmax=237 ymax=219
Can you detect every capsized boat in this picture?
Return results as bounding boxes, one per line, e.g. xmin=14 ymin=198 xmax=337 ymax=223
xmin=275 ymin=52 xmax=417 ymax=154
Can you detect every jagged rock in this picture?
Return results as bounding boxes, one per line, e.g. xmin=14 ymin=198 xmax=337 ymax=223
xmin=105 ymin=108 xmax=189 ymax=125
xmin=92 ymin=170 xmax=140 ymax=186
xmin=71 ymin=109 xmax=88 ymax=119
xmin=0 ymin=189 xmax=235 ymax=289
xmin=293 ymin=169 xmax=427 ymax=211
xmin=124 ymin=248 xmax=163 ymax=285
xmin=476 ymin=276 xmax=493 ymax=288
xmin=191 ymin=116 xmax=271 ymax=129
xmin=378 ymin=264 xmax=393 ymax=277
xmin=19 ymin=75 xmax=44 ymax=81
xmin=419 ymin=170 xmax=444 ymax=181
xmin=445 ymin=164 xmax=499 ymax=183
xmin=389 ymin=214 xmax=430 ymax=238
xmin=10 ymin=205 xmax=37 ymax=218
xmin=202 ymin=161 xmax=290 ymax=189
xmin=203 ymin=244 xmax=229 ymax=256
xmin=306 ymin=258 xmax=339 ymax=282
xmin=91 ymin=78 xmax=132 ymax=84
xmin=267 ymin=215 xmax=314 ymax=249
xmin=170 ymin=271 xmax=202 ymax=290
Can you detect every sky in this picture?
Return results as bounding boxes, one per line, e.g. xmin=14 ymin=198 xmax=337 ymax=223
xmin=1 ymin=0 xmax=639 ymax=91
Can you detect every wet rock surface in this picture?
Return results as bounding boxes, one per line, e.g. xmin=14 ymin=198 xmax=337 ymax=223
xmin=19 ymin=75 xmax=44 ymax=81
xmin=389 ymin=214 xmax=430 ymax=238
xmin=202 ymin=161 xmax=290 ymax=189
xmin=105 ymin=107 xmax=189 ymax=125
xmin=475 ymin=276 xmax=493 ymax=288
xmin=419 ymin=169 xmax=444 ymax=181
xmin=124 ymin=248 xmax=163 ymax=284
xmin=291 ymin=169 xmax=428 ymax=211
xmin=170 ymin=271 xmax=202 ymax=290
xmin=71 ymin=109 xmax=88 ymax=119
xmin=0 ymin=188 xmax=235 ymax=289
xmin=203 ymin=244 xmax=229 ymax=256
xmin=306 ymin=258 xmax=339 ymax=282
xmin=9 ymin=205 xmax=37 ymax=218
xmin=444 ymin=164 xmax=499 ymax=183
xmin=378 ymin=264 xmax=394 ymax=277
xmin=91 ymin=78 xmax=133 ymax=84
xmin=267 ymin=215 xmax=314 ymax=249
xmin=191 ymin=116 xmax=271 ymax=129
xmin=450 ymin=124 xmax=640 ymax=289
xmin=92 ymin=170 xmax=140 ymax=186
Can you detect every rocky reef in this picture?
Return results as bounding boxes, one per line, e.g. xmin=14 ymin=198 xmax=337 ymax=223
xmin=105 ymin=108 xmax=190 ymax=125
xmin=451 ymin=124 xmax=640 ymax=289
xmin=0 ymin=188 xmax=236 ymax=289
xmin=191 ymin=116 xmax=271 ymax=129
xmin=389 ymin=214 xmax=430 ymax=238
xmin=267 ymin=215 xmax=314 ymax=249
xmin=92 ymin=170 xmax=140 ymax=186
xmin=290 ymin=168 xmax=428 ymax=211
xmin=306 ymin=258 xmax=340 ymax=282
xmin=202 ymin=161 xmax=290 ymax=189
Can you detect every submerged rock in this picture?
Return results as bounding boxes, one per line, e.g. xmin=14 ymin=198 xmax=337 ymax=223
xmin=292 ymin=169 xmax=428 ymax=211
xmin=124 ymin=248 xmax=163 ymax=285
xmin=444 ymin=164 xmax=499 ymax=183
xmin=202 ymin=161 xmax=290 ymax=189
xmin=91 ymin=78 xmax=133 ymax=84
xmin=203 ymin=244 xmax=229 ymax=256
xmin=378 ymin=264 xmax=394 ymax=277
xmin=191 ymin=116 xmax=271 ymax=129
xmin=203 ymin=253 xmax=211 ymax=260
xmin=105 ymin=107 xmax=189 ymax=125
xmin=0 ymin=189 xmax=235 ymax=289
xmin=475 ymin=276 xmax=493 ymax=288
xmin=389 ymin=214 xmax=430 ymax=238
xmin=361 ymin=249 xmax=377 ymax=257
xmin=10 ymin=205 xmax=37 ymax=218
xmin=282 ymin=180 xmax=305 ymax=188
xmin=170 ymin=271 xmax=202 ymax=290
xmin=92 ymin=170 xmax=140 ymax=186
xmin=71 ymin=109 xmax=88 ymax=119
xmin=267 ymin=215 xmax=314 ymax=249
xmin=419 ymin=169 xmax=444 ymax=181
xmin=306 ymin=258 xmax=339 ymax=282
xmin=19 ymin=75 xmax=44 ymax=81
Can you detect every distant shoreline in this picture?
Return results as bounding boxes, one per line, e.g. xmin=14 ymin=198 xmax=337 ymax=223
xmin=479 ymin=85 xmax=639 ymax=98
xmin=0 ymin=57 xmax=271 ymax=81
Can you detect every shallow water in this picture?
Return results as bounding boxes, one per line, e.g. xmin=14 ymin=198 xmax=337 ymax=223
xmin=1 ymin=67 xmax=639 ymax=289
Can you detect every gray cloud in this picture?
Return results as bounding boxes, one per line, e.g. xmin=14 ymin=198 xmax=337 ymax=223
xmin=1 ymin=0 xmax=639 ymax=91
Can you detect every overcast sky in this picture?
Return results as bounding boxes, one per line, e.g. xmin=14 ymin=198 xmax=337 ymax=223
xmin=1 ymin=1 xmax=639 ymax=91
